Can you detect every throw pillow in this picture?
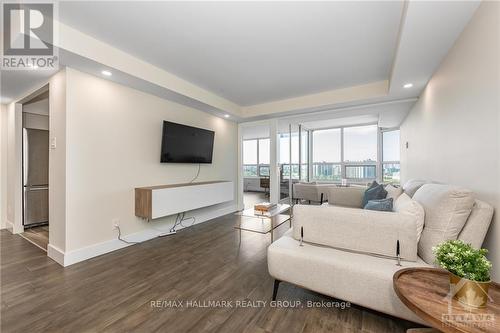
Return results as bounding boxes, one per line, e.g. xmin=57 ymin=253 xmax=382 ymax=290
xmin=412 ymin=184 xmax=475 ymax=264
xmin=364 ymin=198 xmax=393 ymax=211
xmin=402 ymin=179 xmax=426 ymax=197
xmin=394 ymin=193 xmax=425 ymax=242
xmin=385 ymin=184 xmax=403 ymax=201
xmin=362 ymin=184 xmax=388 ymax=208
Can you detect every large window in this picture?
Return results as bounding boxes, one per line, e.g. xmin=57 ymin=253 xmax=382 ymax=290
xmin=243 ymin=140 xmax=257 ymax=165
xmin=382 ymin=130 xmax=400 ymax=184
xmin=244 ymin=126 xmax=401 ymax=184
xmin=258 ymin=138 xmax=270 ymax=176
xmin=343 ymin=125 xmax=377 ymax=162
xmin=300 ymin=130 xmax=309 ymax=181
xmin=312 ymin=129 xmax=341 ymax=181
xmin=259 ymin=139 xmax=270 ymax=164
xmin=311 ymin=125 xmax=379 ymax=182
xmin=243 ymin=138 xmax=270 ymax=177
xmin=279 ymin=133 xmax=300 ymax=179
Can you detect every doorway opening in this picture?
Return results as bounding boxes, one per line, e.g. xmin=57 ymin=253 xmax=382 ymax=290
xmin=20 ymin=89 xmax=50 ymax=251
xmin=277 ymin=123 xmax=310 ymax=204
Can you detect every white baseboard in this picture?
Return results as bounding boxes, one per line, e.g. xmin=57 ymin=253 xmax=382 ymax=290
xmin=4 ymin=220 xmax=13 ymax=232
xmin=49 ymin=204 xmax=238 ymax=267
xmin=47 ymin=244 xmax=65 ymax=265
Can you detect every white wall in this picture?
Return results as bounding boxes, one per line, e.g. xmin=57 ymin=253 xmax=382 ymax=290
xmin=63 ymin=68 xmax=238 ymax=253
xmin=5 ymin=102 xmax=23 ymax=234
xmin=400 ymin=2 xmax=500 ymax=280
xmin=48 ymin=70 xmax=68 ymax=253
xmin=0 ymin=104 xmax=7 ymax=229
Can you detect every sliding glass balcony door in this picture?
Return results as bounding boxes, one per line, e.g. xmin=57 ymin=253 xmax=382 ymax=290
xmin=277 ymin=124 xmax=310 ymax=204
xmin=299 ymin=125 xmax=309 ymax=183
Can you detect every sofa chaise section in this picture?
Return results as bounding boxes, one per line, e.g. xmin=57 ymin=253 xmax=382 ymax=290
xmin=291 ymin=204 xmax=419 ymax=261
xmin=268 ymin=229 xmax=429 ymax=324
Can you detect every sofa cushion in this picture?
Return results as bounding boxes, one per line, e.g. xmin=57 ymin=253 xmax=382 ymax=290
xmin=362 ymin=184 xmax=388 ymax=208
xmin=412 ymin=184 xmax=475 ymax=264
xmin=394 ymin=193 xmax=425 ymax=242
xmin=402 ymin=179 xmax=427 ymax=198
xmin=292 ymin=204 xmax=418 ymax=261
xmin=364 ymin=198 xmax=393 ymax=211
xmin=268 ymin=231 xmax=429 ymax=325
xmin=385 ymin=184 xmax=403 ymax=201
xmin=458 ymin=200 xmax=494 ymax=248
xmin=293 ymin=183 xmax=322 ymax=202
xmin=327 ymin=186 xmax=365 ymax=208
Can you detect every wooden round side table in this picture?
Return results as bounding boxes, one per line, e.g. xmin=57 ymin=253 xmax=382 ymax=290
xmin=393 ymin=268 xmax=500 ymax=333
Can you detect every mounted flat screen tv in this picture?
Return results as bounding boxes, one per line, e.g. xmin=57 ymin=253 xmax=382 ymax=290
xmin=160 ymin=121 xmax=215 ymax=163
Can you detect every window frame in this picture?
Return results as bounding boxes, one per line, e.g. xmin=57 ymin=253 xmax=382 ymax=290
xmin=243 ymin=137 xmax=271 ymax=178
xmin=311 ymin=123 xmax=380 ymax=183
xmin=243 ymin=125 xmax=401 ymax=184
xmin=380 ymin=128 xmax=401 ymax=184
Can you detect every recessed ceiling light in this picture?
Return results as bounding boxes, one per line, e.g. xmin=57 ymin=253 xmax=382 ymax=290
xmin=101 ymin=70 xmax=112 ymax=76
xmin=403 ymin=83 xmax=413 ymax=88
xmin=224 ymin=114 xmax=230 ymax=118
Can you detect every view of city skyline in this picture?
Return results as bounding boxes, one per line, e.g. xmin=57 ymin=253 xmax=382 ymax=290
xmin=243 ymin=125 xmax=400 ymax=183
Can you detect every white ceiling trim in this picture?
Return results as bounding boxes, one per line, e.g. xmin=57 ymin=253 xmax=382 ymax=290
xmin=241 ymin=80 xmax=388 ymax=118
xmin=55 ymin=20 xmax=242 ymax=116
xmin=3 ymin=2 xmax=480 ymax=123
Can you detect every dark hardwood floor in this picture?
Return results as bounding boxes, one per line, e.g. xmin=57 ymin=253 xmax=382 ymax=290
xmin=1 ymin=214 xmax=417 ymax=333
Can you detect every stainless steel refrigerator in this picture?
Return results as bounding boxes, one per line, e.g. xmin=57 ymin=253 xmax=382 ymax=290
xmin=23 ymin=128 xmax=49 ymax=227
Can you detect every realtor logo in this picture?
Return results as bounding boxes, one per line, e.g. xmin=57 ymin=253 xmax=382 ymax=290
xmin=4 ymin=3 xmax=53 ymax=55
xmin=2 ymin=2 xmax=58 ymax=70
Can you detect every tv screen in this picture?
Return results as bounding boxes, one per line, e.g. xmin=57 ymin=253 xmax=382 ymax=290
xmin=160 ymin=121 xmax=215 ymax=163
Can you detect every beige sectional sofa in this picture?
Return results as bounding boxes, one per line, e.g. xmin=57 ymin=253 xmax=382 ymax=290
xmin=292 ymin=182 xmax=367 ymax=205
xmin=292 ymin=182 xmax=330 ymax=204
xmin=268 ymin=182 xmax=494 ymax=324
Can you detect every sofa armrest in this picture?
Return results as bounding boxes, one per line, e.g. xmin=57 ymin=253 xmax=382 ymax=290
xmin=327 ymin=186 xmax=365 ymax=208
xmin=292 ymin=205 xmax=418 ymax=261
xmin=293 ymin=184 xmax=322 ymax=202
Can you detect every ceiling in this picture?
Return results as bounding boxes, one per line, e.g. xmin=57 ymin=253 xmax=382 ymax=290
xmin=59 ymin=1 xmax=403 ymax=106
xmin=1 ymin=69 xmax=57 ymax=104
xmin=1 ymin=1 xmax=481 ymax=124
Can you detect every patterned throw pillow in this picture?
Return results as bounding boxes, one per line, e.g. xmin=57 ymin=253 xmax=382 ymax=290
xmin=385 ymin=184 xmax=403 ymax=201
xmin=364 ymin=198 xmax=394 ymax=211
xmin=362 ymin=182 xmax=388 ymax=207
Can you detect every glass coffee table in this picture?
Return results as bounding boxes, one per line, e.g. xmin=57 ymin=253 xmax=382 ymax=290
xmin=235 ymin=204 xmax=292 ymax=243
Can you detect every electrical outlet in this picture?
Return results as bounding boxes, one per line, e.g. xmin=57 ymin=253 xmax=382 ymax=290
xmin=112 ymin=218 xmax=120 ymax=229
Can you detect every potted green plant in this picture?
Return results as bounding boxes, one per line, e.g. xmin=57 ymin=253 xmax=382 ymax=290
xmin=433 ymin=240 xmax=492 ymax=307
